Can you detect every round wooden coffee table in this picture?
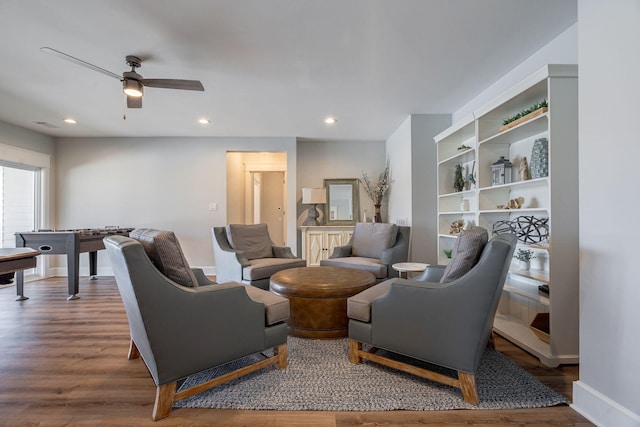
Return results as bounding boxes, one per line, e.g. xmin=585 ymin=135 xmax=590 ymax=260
xmin=270 ymin=266 xmax=376 ymax=339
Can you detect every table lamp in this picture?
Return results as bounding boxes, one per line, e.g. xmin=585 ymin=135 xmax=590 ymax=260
xmin=302 ymin=187 xmax=327 ymax=226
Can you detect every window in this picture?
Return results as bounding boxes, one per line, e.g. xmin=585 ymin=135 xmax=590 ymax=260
xmin=0 ymin=143 xmax=50 ymax=281
xmin=0 ymin=163 xmax=39 ymax=248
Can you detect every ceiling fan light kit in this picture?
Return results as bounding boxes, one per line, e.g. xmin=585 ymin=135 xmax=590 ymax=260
xmin=123 ymin=79 xmax=143 ymax=97
xmin=41 ymin=47 xmax=204 ymax=109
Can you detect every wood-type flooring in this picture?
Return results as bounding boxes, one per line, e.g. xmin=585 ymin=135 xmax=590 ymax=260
xmin=0 ymin=277 xmax=593 ymax=426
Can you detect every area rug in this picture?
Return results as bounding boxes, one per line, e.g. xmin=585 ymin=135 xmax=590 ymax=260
xmin=175 ymin=337 xmax=568 ymax=411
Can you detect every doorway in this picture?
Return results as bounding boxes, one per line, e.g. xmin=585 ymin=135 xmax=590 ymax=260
xmin=226 ymin=152 xmax=287 ymax=246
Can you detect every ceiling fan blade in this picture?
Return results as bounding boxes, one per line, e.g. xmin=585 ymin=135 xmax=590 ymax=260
xmin=40 ymin=47 xmax=122 ymax=80
xmin=127 ymin=95 xmax=142 ymax=109
xmin=141 ymin=79 xmax=204 ymax=91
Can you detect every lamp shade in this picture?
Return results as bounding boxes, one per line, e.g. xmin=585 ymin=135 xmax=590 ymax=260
xmin=302 ymin=188 xmax=326 ymax=204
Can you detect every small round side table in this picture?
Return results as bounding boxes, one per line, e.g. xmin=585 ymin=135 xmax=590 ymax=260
xmin=392 ymin=262 xmax=429 ymax=279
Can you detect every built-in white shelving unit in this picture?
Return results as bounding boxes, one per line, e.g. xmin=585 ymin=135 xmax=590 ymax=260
xmin=434 ymin=64 xmax=579 ymax=367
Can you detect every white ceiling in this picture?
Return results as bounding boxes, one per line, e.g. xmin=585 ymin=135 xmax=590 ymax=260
xmin=0 ymin=0 xmax=577 ymax=141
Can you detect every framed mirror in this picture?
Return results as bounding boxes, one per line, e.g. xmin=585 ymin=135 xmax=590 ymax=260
xmin=323 ymin=178 xmax=359 ymax=225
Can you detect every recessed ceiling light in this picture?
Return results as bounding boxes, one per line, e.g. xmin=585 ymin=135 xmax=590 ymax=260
xmin=324 ymin=117 xmax=337 ymax=125
xmin=64 ymin=118 xmax=77 ymax=124
xmin=198 ymin=118 xmax=212 ymax=124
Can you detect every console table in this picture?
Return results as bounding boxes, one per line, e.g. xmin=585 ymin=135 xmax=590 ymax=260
xmin=300 ymin=226 xmax=354 ymax=266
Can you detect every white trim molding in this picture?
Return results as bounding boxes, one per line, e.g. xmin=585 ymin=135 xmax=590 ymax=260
xmin=0 ymin=142 xmax=51 ymax=169
xmin=572 ymin=381 xmax=640 ymax=427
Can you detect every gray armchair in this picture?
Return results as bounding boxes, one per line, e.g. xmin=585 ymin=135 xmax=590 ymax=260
xmin=212 ymin=224 xmax=306 ymax=289
xmin=346 ymin=230 xmax=517 ymax=405
xmin=320 ymin=222 xmax=411 ymax=281
xmin=104 ymin=231 xmax=289 ymax=420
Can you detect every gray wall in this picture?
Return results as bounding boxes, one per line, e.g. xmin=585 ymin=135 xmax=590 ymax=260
xmin=0 ymin=120 xmax=55 ymax=156
xmin=54 ymin=136 xmax=386 ymax=272
xmin=385 ymin=115 xmax=452 ymax=264
xmin=410 ymin=115 xmax=451 ymax=264
xmin=296 ymin=139 xmax=385 ymax=252
xmin=54 ymin=136 xmax=297 ymax=273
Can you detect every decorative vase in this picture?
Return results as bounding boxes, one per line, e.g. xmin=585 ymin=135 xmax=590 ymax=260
xmin=530 ymin=138 xmax=549 ymax=178
xmin=374 ymin=204 xmax=382 ymax=223
xmin=519 ymin=260 xmax=531 ymax=271
xmin=519 ymin=156 xmax=531 ymax=181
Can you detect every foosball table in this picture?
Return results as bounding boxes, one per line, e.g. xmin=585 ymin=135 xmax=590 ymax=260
xmin=14 ymin=227 xmax=134 ymax=300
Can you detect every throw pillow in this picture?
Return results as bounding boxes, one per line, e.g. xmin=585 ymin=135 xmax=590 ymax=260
xmin=351 ymin=222 xmax=398 ymax=259
xmin=129 ymin=228 xmax=199 ymax=287
xmin=225 ymin=224 xmax=274 ymax=260
xmin=440 ymin=226 xmax=488 ymax=283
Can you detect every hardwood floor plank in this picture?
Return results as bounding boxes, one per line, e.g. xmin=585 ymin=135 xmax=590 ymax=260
xmin=0 ymin=277 xmax=592 ymax=426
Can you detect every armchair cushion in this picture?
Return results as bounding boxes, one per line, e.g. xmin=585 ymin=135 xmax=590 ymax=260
xmin=347 ymin=279 xmax=392 ymax=322
xmin=321 ymin=224 xmax=410 ymax=280
xmin=320 ymin=257 xmax=387 ymax=279
xmin=440 ymin=226 xmax=488 ymax=283
xmin=351 ymin=222 xmax=398 ymax=259
xmin=240 ymin=283 xmax=290 ymax=325
xmin=242 ymin=257 xmax=307 ymax=281
xmin=129 ymin=228 xmax=199 ymax=287
xmin=226 ymin=224 xmax=273 ymax=260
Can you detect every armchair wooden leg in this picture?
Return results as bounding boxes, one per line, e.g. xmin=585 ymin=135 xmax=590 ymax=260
xmin=148 ymin=343 xmax=287 ymax=419
xmin=487 ymin=332 xmax=495 ymax=349
xmin=153 ymin=382 xmax=176 ymax=421
xmin=458 ymin=371 xmax=479 ymax=405
xmin=349 ymin=339 xmax=362 ymax=364
xmin=275 ymin=344 xmax=288 ymax=369
xmin=127 ymin=338 xmax=140 ymax=360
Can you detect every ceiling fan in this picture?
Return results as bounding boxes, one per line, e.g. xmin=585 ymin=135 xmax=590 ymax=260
xmin=40 ymin=47 xmax=204 ymax=108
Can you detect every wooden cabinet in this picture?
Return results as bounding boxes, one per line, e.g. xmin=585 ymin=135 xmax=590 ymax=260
xmin=434 ymin=64 xmax=578 ymax=367
xmin=300 ymin=226 xmax=354 ymax=267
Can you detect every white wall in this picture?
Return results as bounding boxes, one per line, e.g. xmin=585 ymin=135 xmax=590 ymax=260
xmin=55 ymin=136 xmax=297 ymax=274
xmin=453 ymin=23 xmax=578 ymax=123
xmin=572 ymin=1 xmax=640 ymax=426
xmin=386 ymin=117 xmax=412 ymax=226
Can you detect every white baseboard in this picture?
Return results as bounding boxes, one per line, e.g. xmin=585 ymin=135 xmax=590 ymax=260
xmin=572 ymin=381 xmax=640 ymax=427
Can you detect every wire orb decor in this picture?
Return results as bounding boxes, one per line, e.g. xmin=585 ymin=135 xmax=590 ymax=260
xmin=492 ymin=215 xmax=549 ymax=244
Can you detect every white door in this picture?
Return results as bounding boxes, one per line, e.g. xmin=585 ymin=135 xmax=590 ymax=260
xmin=259 ymin=171 xmax=285 ymax=246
